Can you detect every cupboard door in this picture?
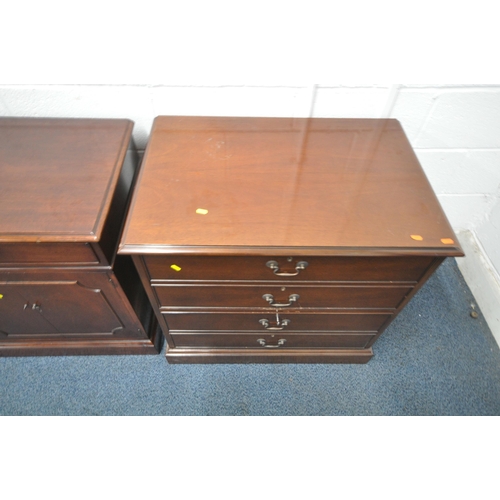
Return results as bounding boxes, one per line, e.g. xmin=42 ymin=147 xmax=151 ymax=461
xmin=0 ymin=276 xmax=123 ymax=337
xmin=0 ymin=286 xmax=54 ymax=335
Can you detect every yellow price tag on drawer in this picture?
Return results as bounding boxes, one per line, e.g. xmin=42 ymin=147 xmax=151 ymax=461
xmin=170 ymin=264 xmax=182 ymax=272
xmin=0 ymin=294 xmax=3 ymax=299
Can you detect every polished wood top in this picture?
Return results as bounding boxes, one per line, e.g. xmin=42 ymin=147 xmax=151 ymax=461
xmin=120 ymin=116 xmax=463 ymax=256
xmin=0 ymin=118 xmax=133 ymax=242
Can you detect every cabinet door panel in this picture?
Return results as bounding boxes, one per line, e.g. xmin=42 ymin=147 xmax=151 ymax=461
xmin=34 ymin=282 xmax=122 ymax=334
xmin=0 ymin=286 xmax=54 ymax=334
xmin=0 ymin=279 xmax=122 ymax=336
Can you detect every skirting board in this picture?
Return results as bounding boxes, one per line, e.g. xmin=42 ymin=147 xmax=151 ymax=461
xmin=456 ymin=230 xmax=500 ymax=348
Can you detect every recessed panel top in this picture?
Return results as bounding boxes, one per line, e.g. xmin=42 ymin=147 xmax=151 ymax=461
xmin=0 ymin=118 xmax=132 ymax=242
xmin=120 ymin=116 xmax=462 ymax=256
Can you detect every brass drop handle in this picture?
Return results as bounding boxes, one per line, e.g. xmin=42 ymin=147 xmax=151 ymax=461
xmin=266 ymin=260 xmax=308 ymax=276
xmin=257 ymin=338 xmax=287 ymax=348
xmin=262 ymin=293 xmax=299 ymax=307
xmin=259 ymin=313 xmax=290 ymax=331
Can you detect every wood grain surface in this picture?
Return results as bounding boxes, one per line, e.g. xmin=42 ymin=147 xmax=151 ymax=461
xmin=0 ymin=117 xmax=133 ymax=242
xmin=120 ymin=116 xmax=462 ymax=256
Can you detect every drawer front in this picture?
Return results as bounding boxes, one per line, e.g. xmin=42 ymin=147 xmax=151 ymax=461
xmin=0 ymin=243 xmax=99 ymax=266
xmin=163 ymin=311 xmax=390 ymax=332
xmin=145 ymin=255 xmax=433 ymax=282
xmin=154 ymin=284 xmax=412 ymax=309
xmin=170 ymin=332 xmax=376 ymax=349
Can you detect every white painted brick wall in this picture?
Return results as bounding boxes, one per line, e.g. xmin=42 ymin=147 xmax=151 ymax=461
xmin=150 ymin=86 xmax=308 ymax=124
xmin=311 ymin=86 xmax=393 ymax=118
xmin=414 ymin=151 xmax=500 ymax=195
xmin=1 ymin=83 xmax=499 ymax=272
xmin=391 ymin=87 xmax=500 ymax=146
xmin=476 ymin=200 xmax=500 ymax=276
xmin=0 ymin=86 xmax=155 ymax=150
xmin=406 ymin=89 xmax=500 ymax=148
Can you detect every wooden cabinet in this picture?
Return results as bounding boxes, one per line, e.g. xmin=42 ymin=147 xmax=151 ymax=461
xmin=0 ymin=118 xmax=161 ymax=356
xmin=119 ymin=116 xmax=463 ymax=363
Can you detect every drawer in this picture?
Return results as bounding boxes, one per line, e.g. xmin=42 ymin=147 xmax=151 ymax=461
xmin=145 ymin=255 xmax=433 ymax=282
xmin=154 ymin=284 xmax=412 ymax=309
xmin=0 ymin=242 xmax=100 ymax=267
xmin=163 ymin=311 xmax=390 ymax=332
xmin=170 ymin=332 xmax=376 ymax=349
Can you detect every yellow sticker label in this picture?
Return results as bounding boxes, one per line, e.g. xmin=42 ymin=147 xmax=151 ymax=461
xmin=410 ymin=235 xmax=423 ymax=241
xmin=0 ymin=294 xmax=3 ymax=299
xmin=170 ymin=264 xmax=181 ymax=272
xmin=196 ymin=208 xmax=208 ymax=215
xmin=441 ymin=238 xmax=455 ymax=245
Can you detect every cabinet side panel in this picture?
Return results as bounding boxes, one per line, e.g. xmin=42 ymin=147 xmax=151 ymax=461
xmin=365 ymin=257 xmax=446 ymax=348
xmin=113 ymin=254 xmax=162 ymax=352
xmin=99 ymin=144 xmax=140 ymax=267
xmin=131 ymin=255 xmax=171 ymax=349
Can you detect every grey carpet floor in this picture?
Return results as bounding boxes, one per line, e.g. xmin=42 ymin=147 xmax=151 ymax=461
xmin=1 ymin=258 xmax=499 ymax=415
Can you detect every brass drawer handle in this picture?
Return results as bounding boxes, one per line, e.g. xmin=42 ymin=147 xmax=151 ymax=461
xmin=262 ymin=293 xmax=299 ymax=307
xmin=257 ymin=338 xmax=287 ymax=348
xmin=266 ymin=260 xmax=308 ymax=276
xmin=259 ymin=317 xmax=290 ymax=331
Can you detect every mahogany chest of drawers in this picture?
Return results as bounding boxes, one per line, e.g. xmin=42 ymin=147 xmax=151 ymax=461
xmin=0 ymin=118 xmax=161 ymax=355
xmin=119 ymin=116 xmax=463 ymax=363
